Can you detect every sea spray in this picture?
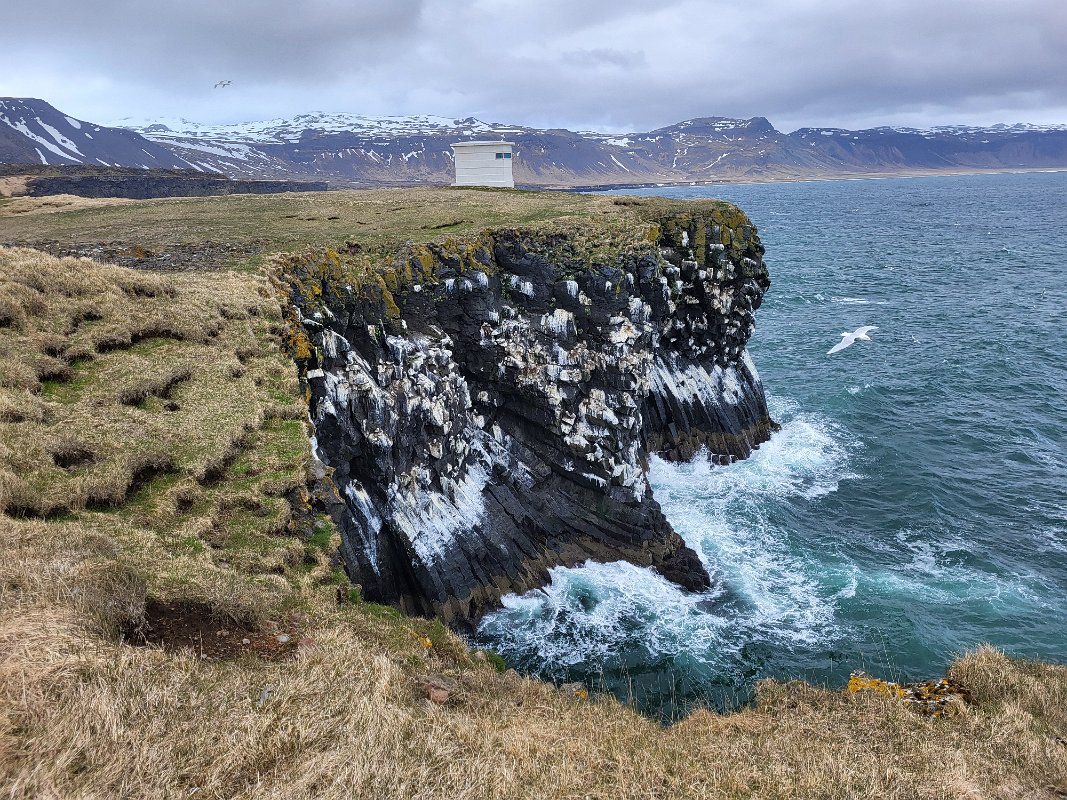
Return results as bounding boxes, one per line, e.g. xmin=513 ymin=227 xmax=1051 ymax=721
xmin=477 ymin=397 xmax=860 ymax=715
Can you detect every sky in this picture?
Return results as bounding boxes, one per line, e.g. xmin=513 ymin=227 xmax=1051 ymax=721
xmin=3 ymin=0 xmax=1066 ymax=133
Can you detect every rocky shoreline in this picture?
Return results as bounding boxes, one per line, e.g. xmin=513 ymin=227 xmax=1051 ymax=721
xmin=276 ymin=198 xmax=777 ymax=626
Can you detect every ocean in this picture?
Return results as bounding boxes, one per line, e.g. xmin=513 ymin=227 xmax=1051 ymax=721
xmin=475 ymin=171 xmax=1067 ymax=719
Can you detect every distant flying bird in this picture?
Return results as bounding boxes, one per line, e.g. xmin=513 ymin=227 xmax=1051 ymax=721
xmin=827 ymin=325 xmax=879 ymax=355
xmin=214 ymin=80 xmax=232 ymax=89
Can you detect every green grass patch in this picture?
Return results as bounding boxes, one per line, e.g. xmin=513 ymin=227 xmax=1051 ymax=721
xmin=39 ymin=362 xmax=94 ymax=403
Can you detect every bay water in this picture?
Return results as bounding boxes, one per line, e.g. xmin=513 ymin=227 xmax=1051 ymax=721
xmin=475 ymin=171 xmax=1067 ymax=719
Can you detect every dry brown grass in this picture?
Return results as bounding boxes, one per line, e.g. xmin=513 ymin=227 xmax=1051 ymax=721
xmin=0 ymin=177 xmax=29 ymax=199
xmin=0 ymin=194 xmax=134 ymax=216
xmin=2 ymin=246 xmax=1066 ymax=799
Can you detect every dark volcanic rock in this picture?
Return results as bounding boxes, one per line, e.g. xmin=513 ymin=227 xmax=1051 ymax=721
xmin=642 ymin=216 xmax=778 ymax=462
xmin=25 ymin=174 xmax=327 ymax=199
xmin=276 ymin=200 xmax=777 ymax=626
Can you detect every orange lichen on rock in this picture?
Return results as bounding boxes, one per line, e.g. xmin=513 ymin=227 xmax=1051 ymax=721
xmin=848 ymin=670 xmax=971 ymax=717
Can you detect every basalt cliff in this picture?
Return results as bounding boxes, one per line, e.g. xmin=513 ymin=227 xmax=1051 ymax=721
xmin=276 ymin=197 xmax=777 ymax=626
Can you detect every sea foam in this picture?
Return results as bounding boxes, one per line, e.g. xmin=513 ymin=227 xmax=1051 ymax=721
xmin=478 ymin=397 xmax=859 ymax=687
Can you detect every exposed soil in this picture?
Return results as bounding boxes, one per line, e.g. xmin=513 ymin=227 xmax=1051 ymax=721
xmin=50 ymin=444 xmax=96 ymax=470
xmin=122 ymin=599 xmax=301 ymax=661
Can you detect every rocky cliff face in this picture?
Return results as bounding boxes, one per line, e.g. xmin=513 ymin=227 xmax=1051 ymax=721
xmin=276 ymin=199 xmax=777 ymax=626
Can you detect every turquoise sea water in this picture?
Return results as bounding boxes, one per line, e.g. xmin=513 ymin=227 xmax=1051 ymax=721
xmin=476 ymin=171 xmax=1067 ymax=719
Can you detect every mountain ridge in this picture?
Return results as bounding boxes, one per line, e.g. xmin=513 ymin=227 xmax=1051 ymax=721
xmin=4 ymin=97 xmax=1066 ymax=187
xmin=112 ymin=110 xmax=1067 ymax=142
xmin=0 ymin=97 xmax=194 ymax=171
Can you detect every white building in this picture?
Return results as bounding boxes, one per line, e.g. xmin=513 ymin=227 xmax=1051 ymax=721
xmin=451 ymin=141 xmax=515 ymax=188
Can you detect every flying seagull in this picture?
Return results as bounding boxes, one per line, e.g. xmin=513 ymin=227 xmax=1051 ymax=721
xmin=827 ymin=325 xmax=879 ymax=355
xmin=214 ymin=80 xmax=232 ymax=89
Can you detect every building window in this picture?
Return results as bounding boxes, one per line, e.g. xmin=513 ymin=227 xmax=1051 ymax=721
xmin=496 ymin=152 xmax=504 ymax=159
xmin=504 ymin=153 xmax=512 ymax=158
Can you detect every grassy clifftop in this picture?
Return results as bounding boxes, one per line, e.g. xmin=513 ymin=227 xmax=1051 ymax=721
xmin=0 ymin=187 xmax=748 ymax=266
xmin=1 ymin=191 xmax=1066 ymax=798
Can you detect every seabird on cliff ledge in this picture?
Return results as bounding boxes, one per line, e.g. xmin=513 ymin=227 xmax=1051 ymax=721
xmin=827 ymin=325 xmax=879 ymax=355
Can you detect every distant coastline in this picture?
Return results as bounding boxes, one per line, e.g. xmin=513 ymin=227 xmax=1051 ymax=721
xmin=548 ymin=165 xmax=1067 ymax=193
xmin=5 ymin=161 xmax=1066 ymax=202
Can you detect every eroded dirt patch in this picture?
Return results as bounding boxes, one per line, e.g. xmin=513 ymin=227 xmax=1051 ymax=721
xmin=122 ymin=599 xmax=301 ymax=662
xmin=50 ymin=442 xmax=96 ymax=470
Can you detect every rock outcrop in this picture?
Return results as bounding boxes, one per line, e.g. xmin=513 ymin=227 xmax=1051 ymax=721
xmin=24 ymin=173 xmax=327 ymax=199
xmin=276 ymin=198 xmax=777 ymax=627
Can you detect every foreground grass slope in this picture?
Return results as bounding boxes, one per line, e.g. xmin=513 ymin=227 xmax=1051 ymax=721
xmin=1 ymin=199 xmax=1066 ymax=798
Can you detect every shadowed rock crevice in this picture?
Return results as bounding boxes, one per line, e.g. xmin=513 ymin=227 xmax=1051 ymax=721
xmin=276 ymin=198 xmax=776 ymax=627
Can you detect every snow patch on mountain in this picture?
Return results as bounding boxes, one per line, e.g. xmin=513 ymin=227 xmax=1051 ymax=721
xmin=1 ymin=113 xmax=77 ymax=161
xmin=889 ymin=123 xmax=1067 ymax=136
xmin=38 ymin=121 xmax=84 ymax=157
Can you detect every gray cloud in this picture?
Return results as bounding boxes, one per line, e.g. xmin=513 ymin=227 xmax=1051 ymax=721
xmin=7 ymin=1 xmax=423 ymax=75
xmin=1 ymin=0 xmax=1064 ymax=131
xmin=562 ymin=49 xmax=647 ymax=70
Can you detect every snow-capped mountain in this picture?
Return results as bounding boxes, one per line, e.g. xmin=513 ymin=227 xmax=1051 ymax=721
xmin=890 ymin=123 xmax=1067 ymax=136
xmin=4 ymin=98 xmax=1066 ymax=186
xmin=0 ymin=98 xmax=192 ymax=169
xmin=115 ymin=113 xmax=536 ymax=144
xmin=120 ymin=110 xmax=1067 ymax=186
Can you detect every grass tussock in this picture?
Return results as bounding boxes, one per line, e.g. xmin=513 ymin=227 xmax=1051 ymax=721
xmin=0 ymin=247 xmax=298 ymax=519
xmin=1 ymin=246 xmax=1066 ymax=799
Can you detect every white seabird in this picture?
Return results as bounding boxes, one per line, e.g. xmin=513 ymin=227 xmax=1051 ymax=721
xmin=827 ymin=325 xmax=879 ymax=355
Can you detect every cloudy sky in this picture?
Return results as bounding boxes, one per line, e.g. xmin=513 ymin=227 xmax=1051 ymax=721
xmin=3 ymin=0 xmax=1065 ymax=132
